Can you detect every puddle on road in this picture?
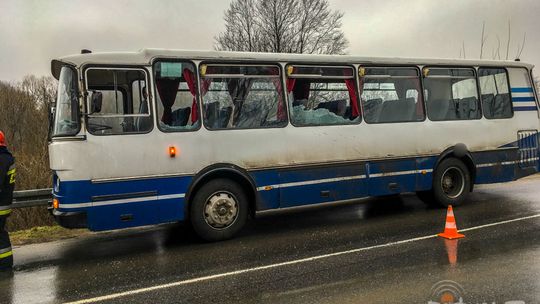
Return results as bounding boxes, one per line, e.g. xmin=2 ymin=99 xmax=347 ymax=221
xmin=3 ymin=266 xmax=58 ymax=304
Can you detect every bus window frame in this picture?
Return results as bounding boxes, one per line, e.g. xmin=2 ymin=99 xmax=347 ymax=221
xmin=529 ymin=68 xmax=540 ymax=115
xmin=359 ymin=65 xmax=426 ymax=124
xmin=131 ymin=78 xmax=148 ymax=114
xmin=285 ymin=63 xmax=362 ymax=128
xmin=199 ymin=61 xmax=289 ymax=131
xmin=477 ymin=66 xmax=514 ymax=120
xmin=423 ymin=65 xmax=483 ymax=121
xmin=51 ymin=64 xmax=83 ymax=138
xmin=151 ymin=58 xmax=202 ymax=133
xmin=83 ymin=65 xmax=153 ymax=136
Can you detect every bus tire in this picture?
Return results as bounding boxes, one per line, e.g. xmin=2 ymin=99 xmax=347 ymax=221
xmin=429 ymin=158 xmax=471 ymax=207
xmin=190 ymin=178 xmax=248 ymax=241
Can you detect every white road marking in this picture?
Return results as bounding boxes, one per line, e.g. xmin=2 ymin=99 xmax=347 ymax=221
xmin=65 ymin=213 xmax=540 ymax=304
xmin=459 ymin=213 xmax=540 ymax=232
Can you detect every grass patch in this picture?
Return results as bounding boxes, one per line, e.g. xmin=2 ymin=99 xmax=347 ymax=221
xmin=10 ymin=225 xmax=90 ymax=246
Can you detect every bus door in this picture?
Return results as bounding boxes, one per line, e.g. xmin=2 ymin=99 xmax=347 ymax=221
xmin=83 ymin=66 xmax=163 ymax=230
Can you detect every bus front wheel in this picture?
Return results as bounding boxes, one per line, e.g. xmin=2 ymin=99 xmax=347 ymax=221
xmin=418 ymin=158 xmax=471 ymax=207
xmin=190 ymin=178 xmax=248 ymax=241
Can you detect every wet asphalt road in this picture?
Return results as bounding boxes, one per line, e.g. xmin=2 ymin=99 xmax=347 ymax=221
xmin=1 ymin=175 xmax=539 ymax=304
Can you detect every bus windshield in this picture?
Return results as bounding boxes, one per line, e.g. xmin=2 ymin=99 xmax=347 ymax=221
xmin=52 ymin=66 xmax=80 ymax=137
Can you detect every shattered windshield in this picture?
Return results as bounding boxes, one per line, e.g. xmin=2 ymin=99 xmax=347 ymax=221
xmin=52 ymin=66 xmax=80 ymax=136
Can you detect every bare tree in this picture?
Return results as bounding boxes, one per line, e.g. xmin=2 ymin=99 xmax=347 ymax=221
xmin=491 ymin=35 xmax=501 ymax=60
xmin=214 ymin=0 xmax=260 ymax=52
xmin=505 ymin=20 xmax=511 ymax=60
xmin=0 ymin=76 xmax=56 ymax=191
xmin=0 ymin=76 xmax=58 ymax=231
xmin=462 ymin=21 xmax=527 ymax=61
xmin=515 ymin=32 xmax=526 ymax=60
xmin=215 ymin=0 xmax=348 ymax=54
xmin=479 ymin=21 xmax=487 ymax=59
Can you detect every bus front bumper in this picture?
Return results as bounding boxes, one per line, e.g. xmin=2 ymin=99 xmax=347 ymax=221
xmin=52 ymin=209 xmax=88 ymax=229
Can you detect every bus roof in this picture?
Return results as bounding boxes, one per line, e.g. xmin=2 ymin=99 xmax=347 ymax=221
xmin=52 ymin=48 xmax=534 ymax=78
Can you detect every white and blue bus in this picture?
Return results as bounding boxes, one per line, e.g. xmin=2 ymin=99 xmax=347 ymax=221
xmin=49 ymin=49 xmax=540 ymax=240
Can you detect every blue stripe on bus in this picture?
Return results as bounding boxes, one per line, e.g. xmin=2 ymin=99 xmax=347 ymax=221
xmin=55 ymin=175 xmax=192 ymax=231
xmin=278 ymin=163 xmax=367 ymax=208
xmin=55 ymin=176 xmax=191 ymax=207
xmin=367 ymin=159 xmax=418 ymax=196
xmin=54 ymin=145 xmax=538 ymax=231
xmin=513 ymin=106 xmax=538 ymax=111
xmin=472 ymin=149 xmax=519 ymax=184
xmin=511 ymin=87 xmax=533 ymax=93
xmin=512 ymin=97 xmax=536 ymax=102
xmin=250 ymin=170 xmax=281 ymax=210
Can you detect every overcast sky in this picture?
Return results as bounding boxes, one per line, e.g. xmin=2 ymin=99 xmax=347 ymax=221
xmin=0 ymin=0 xmax=539 ymax=82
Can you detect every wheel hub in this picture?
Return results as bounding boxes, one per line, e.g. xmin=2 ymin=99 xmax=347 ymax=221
xmin=441 ymin=167 xmax=465 ymax=199
xmin=204 ymin=192 xmax=238 ymax=229
xmin=443 ymin=176 xmax=453 ymax=189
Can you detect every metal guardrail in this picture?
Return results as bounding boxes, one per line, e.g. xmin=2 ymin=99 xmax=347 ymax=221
xmin=12 ymin=188 xmax=52 ymax=209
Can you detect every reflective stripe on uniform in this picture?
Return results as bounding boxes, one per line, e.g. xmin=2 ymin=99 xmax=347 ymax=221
xmin=7 ymin=164 xmax=15 ymax=175
xmin=0 ymin=205 xmax=12 ymax=216
xmin=0 ymin=247 xmax=12 ymax=259
xmin=7 ymin=167 xmax=15 ymax=184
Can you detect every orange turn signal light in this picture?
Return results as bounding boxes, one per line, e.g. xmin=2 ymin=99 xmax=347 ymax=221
xmin=53 ymin=198 xmax=59 ymax=209
xmin=169 ymin=146 xmax=176 ymax=158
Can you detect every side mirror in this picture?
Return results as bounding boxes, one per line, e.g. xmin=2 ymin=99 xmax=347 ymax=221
xmin=48 ymin=104 xmax=56 ymax=120
xmin=47 ymin=104 xmax=56 ymax=142
xmin=90 ymin=91 xmax=102 ymax=114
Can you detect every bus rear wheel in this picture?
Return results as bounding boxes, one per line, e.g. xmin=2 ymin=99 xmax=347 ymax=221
xmin=418 ymin=158 xmax=471 ymax=207
xmin=190 ymin=178 xmax=248 ymax=241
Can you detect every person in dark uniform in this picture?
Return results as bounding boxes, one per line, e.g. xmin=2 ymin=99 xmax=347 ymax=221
xmin=0 ymin=131 xmax=15 ymax=270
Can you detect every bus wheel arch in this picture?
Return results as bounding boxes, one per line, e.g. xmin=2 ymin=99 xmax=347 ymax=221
xmin=418 ymin=145 xmax=476 ymax=207
xmin=185 ymin=164 xmax=258 ymax=222
xmin=435 ymin=144 xmax=476 ymax=192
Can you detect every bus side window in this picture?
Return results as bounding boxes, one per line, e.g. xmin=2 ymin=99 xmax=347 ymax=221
xmin=478 ymin=68 xmax=512 ymax=119
xmin=199 ymin=64 xmax=287 ymax=129
xmin=360 ymin=67 xmax=424 ymax=124
xmin=424 ymin=68 xmax=481 ymax=121
xmin=287 ymin=65 xmax=360 ymax=127
xmin=86 ymin=68 xmax=151 ymax=135
xmin=153 ymin=61 xmax=200 ymax=132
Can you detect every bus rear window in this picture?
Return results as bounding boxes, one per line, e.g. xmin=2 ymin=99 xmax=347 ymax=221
xmin=478 ymin=68 xmax=512 ymax=119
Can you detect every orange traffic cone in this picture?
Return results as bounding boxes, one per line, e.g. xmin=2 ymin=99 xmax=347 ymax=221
xmin=438 ymin=205 xmax=465 ymax=239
